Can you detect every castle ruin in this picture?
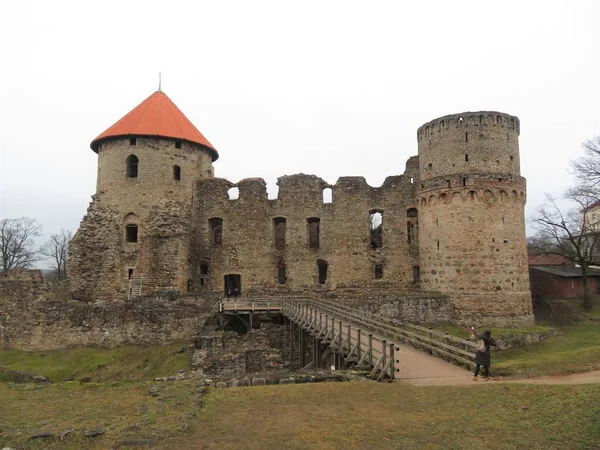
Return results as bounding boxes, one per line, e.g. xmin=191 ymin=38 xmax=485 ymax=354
xmin=68 ymin=90 xmax=534 ymax=326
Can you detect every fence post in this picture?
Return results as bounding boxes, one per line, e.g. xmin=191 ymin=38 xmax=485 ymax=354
xmin=368 ymin=334 xmax=373 ymax=367
xmin=389 ymin=343 xmax=395 ymax=380
xmin=347 ymin=324 xmax=351 ymax=350
xmin=357 ymin=329 xmax=362 ymax=359
xmin=381 ymin=340 xmax=387 ymax=376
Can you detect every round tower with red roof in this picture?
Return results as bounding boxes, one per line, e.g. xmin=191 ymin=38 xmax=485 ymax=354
xmin=69 ymin=90 xmax=218 ymax=301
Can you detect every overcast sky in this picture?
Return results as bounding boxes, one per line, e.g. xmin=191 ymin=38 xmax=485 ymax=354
xmin=1 ymin=0 xmax=599 ymax=267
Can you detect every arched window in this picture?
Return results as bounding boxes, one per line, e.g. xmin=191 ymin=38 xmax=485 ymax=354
xmin=209 ymin=218 xmax=223 ymax=246
xmin=369 ymin=210 xmax=383 ymax=249
xmin=125 ymin=224 xmax=138 ymax=242
xmin=173 ymin=165 xmax=181 ymax=180
xmin=273 ymin=217 xmax=287 ymax=250
xmin=126 ymin=155 xmax=139 ymax=178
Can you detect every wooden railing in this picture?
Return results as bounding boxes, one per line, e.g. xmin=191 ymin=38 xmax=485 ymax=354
xmin=218 ymin=296 xmax=477 ymax=372
xmin=281 ymin=299 xmax=399 ymax=381
xmin=281 ymin=298 xmax=476 ymax=371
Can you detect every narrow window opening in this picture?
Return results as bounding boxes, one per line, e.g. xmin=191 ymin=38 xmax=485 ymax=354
xmin=503 ymin=239 xmax=509 ymax=244
xmin=323 ymin=187 xmax=332 ymax=204
xmin=273 ymin=217 xmax=287 ymax=250
xmin=278 ymin=261 xmax=287 ymax=284
xmin=463 ymin=177 xmax=467 ymax=187
xmin=125 ymin=224 xmax=138 ymax=243
xmin=465 ymin=133 xmax=468 ymax=143
xmin=436 ymin=219 xmax=439 ymax=226
xmin=200 ymin=263 xmax=209 ymax=286
xmin=200 ymin=263 xmax=209 ymax=275
xmin=209 ymin=218 xmax=223 ymax=246
xmin=413 ymin=266 xmax=420 ymax=283
xmin=447 ymin=180 xmax=451 ymax=188
xmin=317 ymin=259 xmax=328 ymax=284
xmin=427 ymin=163 xmax=432 ymax=169
xmin=502 ymin=217 xmax=505 ymax=224
xmin=437 ymin=240 xmax=440 ymax=251
xmin=173 ymin=165 xmax=181 ymax=180
xmin=129 ymin=137 xmax=136 ymax=146
xmin=128 ymin=268 xmax=134 ymax=279
xmin=409 ymin=177 xmax=414 ymax=184
xmin=421 ymin=183 xmax=425 ymax=188
xmin=175 ymin=141 xmax=182 ymax=149
xmin=406 ymin=208 xmax=418 ymax=245
xmin=465 ymin=153 xmax=469 ymax=162
xmin=126 ymin=155 xmax=139 ymax=178
xmin=510 ymin=155 xmax=514 ymax=161
xmin=370 ymin=210 xmax=383 ymax=249
xmin=307 ymin=217 xmax=321 ymax=249
xmin=228 ymin=187 xmax=239 ymax=200
xmin=375 ymin=264 xmax=383 ymax=279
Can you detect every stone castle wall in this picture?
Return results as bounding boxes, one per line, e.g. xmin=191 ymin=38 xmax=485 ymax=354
xmin=67 ymin=109 xmax=534 ymax=325
xmin=189 ymin=165 xmax=420 ymax=294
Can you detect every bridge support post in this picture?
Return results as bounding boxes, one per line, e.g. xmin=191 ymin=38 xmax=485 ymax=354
xmin=289 ymin=320 xmax=294 ymax=361
xmin=368 ymin=334 xmax=373 ymax=367
xmin=299 ymin=327 xmax=305 ymax=368
xmin=313 ymin=338 xmax=321 ymax=369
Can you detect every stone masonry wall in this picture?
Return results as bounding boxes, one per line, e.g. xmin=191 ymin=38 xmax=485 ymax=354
xmin=416 ymin=111 xmax=533 ymax=325
xmin=0 ymin=292 xmax=213 ymax=351
xmin=189 ymin=159 xmax=420 ymax=295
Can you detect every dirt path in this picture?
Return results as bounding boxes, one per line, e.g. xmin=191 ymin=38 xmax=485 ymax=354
xmin=396 ymin=344 xmax=600 ymax=386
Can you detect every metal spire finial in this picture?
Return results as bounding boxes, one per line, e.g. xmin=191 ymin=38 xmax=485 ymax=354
xmin=158 ymin=73 xmax=162 ymax=92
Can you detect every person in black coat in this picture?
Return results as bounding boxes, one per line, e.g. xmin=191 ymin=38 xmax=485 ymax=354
xmin=471 ymin=327 xmax=497 ymax=380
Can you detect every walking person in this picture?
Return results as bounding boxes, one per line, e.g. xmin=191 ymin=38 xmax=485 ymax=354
xmin=471 ymin=327 xmax=496 ymax=381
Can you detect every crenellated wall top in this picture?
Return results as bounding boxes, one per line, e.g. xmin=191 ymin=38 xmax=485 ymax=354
xmin=417 ymin=111 xmax=520 ymax=141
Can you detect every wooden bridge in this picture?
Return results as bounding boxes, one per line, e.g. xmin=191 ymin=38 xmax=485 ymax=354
xmin=219 ymin=297 xmax=476 ymax=382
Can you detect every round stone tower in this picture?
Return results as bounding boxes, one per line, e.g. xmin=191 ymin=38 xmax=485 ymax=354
xmin=91 ymin=90 xmax=218 ymax=213
xmin=69 ymin=90 xmax=218 ymax=301
xmin=416 ymin=112 xmax=533 ymax=325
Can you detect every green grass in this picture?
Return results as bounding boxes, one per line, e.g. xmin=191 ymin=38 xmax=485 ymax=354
xmin=494 ymin=324 xmax=600 ymax=377
xmin=0 ymin=343 xmax=189 ymax=382
xmin=0 ymin=380 xmax=203 ymax=450
xmin=2 ymin=381 xmax=599 ymax=450
xmin=162 ymin=382 xmax=600 ymax=450
xmin=424 ymin=299 xmax=600 ymax=378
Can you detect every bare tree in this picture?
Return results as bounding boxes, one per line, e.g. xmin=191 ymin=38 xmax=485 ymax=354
xmin=0 ymin=217 xmax=42 ymax=271
xmin=39 ymin=229 xmax=72 ymax=280
xmin=571 ymin=136 xmax=600 ymax=196
xmin=531 ymin=188 xmax=600 ymax=310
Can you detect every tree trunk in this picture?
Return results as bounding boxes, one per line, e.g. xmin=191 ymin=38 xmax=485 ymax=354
xmin=581 ymin=264 xmax=593 ymax=311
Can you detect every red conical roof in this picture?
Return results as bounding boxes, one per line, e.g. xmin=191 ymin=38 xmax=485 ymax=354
xmin=90 ymin=90 xmax=218 ymax=161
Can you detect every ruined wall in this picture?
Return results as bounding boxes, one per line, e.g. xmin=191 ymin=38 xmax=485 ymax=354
xmin=189 ymin=160 xmax=420 ymax=295
xmin=1 ymin=292 xmax=213 ymax=351
xmin=417 ymin=111 xmax=533 ymax=325
xmin=69 ymin=137 xmax=214 ymax=301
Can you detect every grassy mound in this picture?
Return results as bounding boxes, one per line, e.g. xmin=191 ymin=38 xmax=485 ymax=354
xmin=0 ymin=343 xmax=189 ymax=383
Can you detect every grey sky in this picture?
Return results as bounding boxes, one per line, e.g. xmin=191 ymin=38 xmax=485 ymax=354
xmin=1 ymin=0 xmax=599 ymax=267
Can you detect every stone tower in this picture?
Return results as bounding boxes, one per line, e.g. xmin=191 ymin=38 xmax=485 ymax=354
xmin=69 ymin=90 xmax=218 ymax=301
xmin=416 ymin=112 xmax=534 ymax=325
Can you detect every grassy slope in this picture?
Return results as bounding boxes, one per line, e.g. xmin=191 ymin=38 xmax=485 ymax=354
xmin=0 ymin=343 xmax=189 ymax=382
xmin=0 ymin=380 xmax=203 ymax=450
xmin=163 ymin=382 xmax=600 ymax=450
xmin=2 ymin=381 xmax=599 ymax=450
xmin=426 ymin=298 xmax=600 ymax=378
